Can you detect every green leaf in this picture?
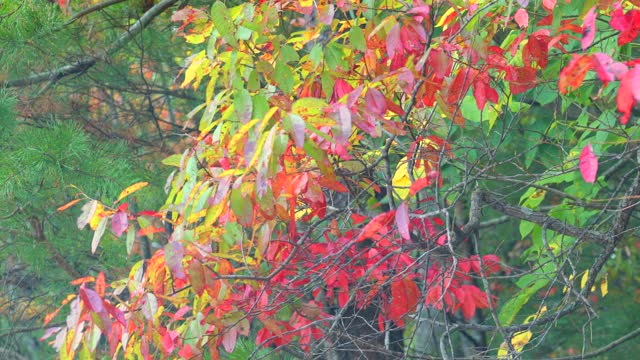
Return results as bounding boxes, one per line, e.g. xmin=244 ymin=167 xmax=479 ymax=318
xmin=234 ymin=88 xmax=253 ymax=123
xmin=350 ymin=26 xmax=366 ymax=52
xmin=274 ymin=62 xmax=294 ymax=94
xmin=162 ymin=154 xmax=183 ymax=167
xmin=279 ymin=45 xmax=299 ymax=64
xmin=309 ymin=44 xmax=323 ymax=67
xmin=325 ymin=43 xmax=344 ymax=70
xmin=211 ymin=1 xmax=238 ymax=48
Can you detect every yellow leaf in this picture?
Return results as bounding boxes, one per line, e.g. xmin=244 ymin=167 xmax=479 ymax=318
xmin=580 ymin=270 xmax=589 ymax=290
xmin=563 ymin=274 xmax=574 ymax=294
xmin=601 ymin=275 xmax=608 ymax=297
xmin=114 ymin=182 xmax=149 ymax=204
xmin=228 ymin=118 xmax=261 ymax=153
xmin=392 ymin=160 xmax=426 ymax=200
xmin=89 ymin=202 xmax=106 ymax=230
xmin=512 ymin=330 xmax=532 ymax=352
xmin=435 ymin=7 xmax=456 ymax=28
xmin=498 ymin=331 xmax=532 ymax=359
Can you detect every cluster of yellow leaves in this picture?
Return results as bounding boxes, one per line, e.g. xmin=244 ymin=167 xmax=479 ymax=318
xmin=562 ymin=270 xmax=608 ymax=297
xmin=497 ymin=306 xmax=547 ymax=358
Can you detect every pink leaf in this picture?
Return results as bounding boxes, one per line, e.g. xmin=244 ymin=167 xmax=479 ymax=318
xmin=222 ymin=326 xmax=238 ymax=353
xmin=386 ymin=24 xmax=401 ymax=59
xmin=162 ymin=330 xmax=179 ymax=354
xmin=395 ymin=202 xmax=410 ymax=240
xmin=579 ymin=144 xmax=598 ymax=183
xmin=365 ymin=88 xmax=387 ymax=115
xmin=591 ymin=53 xmax=628 ymax=86
xmin=111 ymin=210 xmax=128 ymax=237
xmin=542 ymin=0 xmax=556 ymax=11
xmin=514 ymin=8 xmax=528 ymax=29
xmin=582 ymin=6 xmax=597 ymax=51
xmin=165 ymin=241 xmax=186 ymax=280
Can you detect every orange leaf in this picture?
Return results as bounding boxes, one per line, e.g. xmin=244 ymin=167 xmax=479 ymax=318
xmin=57 ymin=198 xmax=82 ymax=212
xmin=71 ymin=276 xmax=95 ymax=286
xmin=43 ymin=310 xmax=60 ymax=326
xmin=138 ymin=226 xmax=165 ymax=237
xmin=96 ymin=272 xmax=106 ymax=297
xmin=559 ymin=55 xmax=592 ymax=94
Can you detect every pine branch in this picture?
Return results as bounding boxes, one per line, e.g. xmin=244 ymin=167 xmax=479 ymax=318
xmin=1 ymin=0 xmax=179 ymax=88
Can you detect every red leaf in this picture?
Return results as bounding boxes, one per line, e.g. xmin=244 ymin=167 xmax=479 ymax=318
xmin=618 ymin=66 xmax=640 ymax=124
xmin=356 ymin=210 xmax=396 ymax=242
xmin=111 ymin=210 xmax=128 ymax=237
xmin=395 ymin=202 xmax=410 ymax=240
xmin=610 ymin=6 xmax=640 ymax=46
xmin=506 ymin=66 xmax=537 ymax=95
xmin=582 ymin=6 xmax=597 ymax=51
xmin=447 ymin=67 xmax=472 ymax=105
xmin=471 ymin=71 xmax=499 ymax=110
xmin=330 ymin=78 xmax=354 ymax=103
xmin=409 ymin=177 xmax=432 ymax=196
xmin=351 ymin=213 xmax=367 ymax=225
xmin=389 ymin=277 xmax=420 ymax=327
xmin=459 ymin=290 xmax=476 ymax=321
xmin=523 ymin=30 xmax=550 ymax=69
xmin=579 ymin=143 xmax=598 ymax=183
xmin=558 ymin=55 xmax=592 ymax=94
xmin=482 ymin=254 xmax=502 ymax=275
xmin=137 ymin=210 xmax=165 ymax=218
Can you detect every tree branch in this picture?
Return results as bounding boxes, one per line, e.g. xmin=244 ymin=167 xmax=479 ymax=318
xmin=478 ymin=191 xmax=609 ymax=245
xmin=1 ymin=0 xmax=179 ymax=88
xmin=64 ymin=0 xmax=128 ymax=25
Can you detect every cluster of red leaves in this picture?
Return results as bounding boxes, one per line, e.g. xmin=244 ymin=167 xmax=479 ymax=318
xmin=559 ymin=2 xmax=640 ymax=124
xmin=425 ymin=255 xmax=501 ymax=321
